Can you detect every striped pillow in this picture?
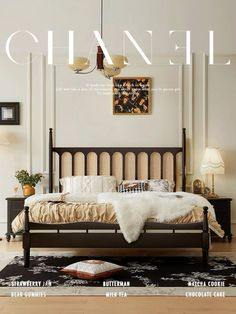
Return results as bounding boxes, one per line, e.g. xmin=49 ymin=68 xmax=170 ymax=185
xmin=117 ymin=180 xmax=148 ymax=193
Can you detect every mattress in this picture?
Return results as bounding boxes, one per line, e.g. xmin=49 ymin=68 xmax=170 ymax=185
xmin=11 ymin=196 xmax=224 ymax=239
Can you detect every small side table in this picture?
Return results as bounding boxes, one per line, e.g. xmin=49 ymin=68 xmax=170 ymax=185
xmin=207 ymin=197 xmax=232 ymax=242
xmin=5 ymin=196 xmax=26 ymax=241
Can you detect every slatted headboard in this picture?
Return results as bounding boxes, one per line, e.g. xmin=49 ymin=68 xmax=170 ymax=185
xmin=48 ymin=128 xmax=186 ymax=192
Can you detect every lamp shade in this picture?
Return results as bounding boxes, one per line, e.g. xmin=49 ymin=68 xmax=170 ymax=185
xmin=0 ymin=134 xmax=10 ymax=145
xmin=102 ymin=65 xmax=121 ymax=79
xmin=69 ymin=57 xmax=90 ymax=72
xmin=201 ymin=147 xmax=225 ymax=175
xmin=103 ymin=55 xmax=128 ymax=69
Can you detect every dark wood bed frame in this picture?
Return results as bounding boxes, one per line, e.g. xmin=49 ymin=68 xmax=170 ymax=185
xmin=23 ymin=128 xmax=209 ymax=267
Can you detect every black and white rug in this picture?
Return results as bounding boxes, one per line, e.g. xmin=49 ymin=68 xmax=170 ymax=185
xmin=0 ymin=255 xmax=236 ymax=291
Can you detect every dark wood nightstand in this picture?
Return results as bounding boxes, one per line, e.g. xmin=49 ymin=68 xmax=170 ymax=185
xmin=207 ymin=197 xmax=232 ymax=242
xmin=5 ymin=197 xmax=26 ymax=241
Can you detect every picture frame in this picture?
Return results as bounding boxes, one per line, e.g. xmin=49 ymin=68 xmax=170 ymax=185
xmin=113 ymin=77 xmax=151 ymax=115
xmin=203 ymin=186 xmax=211 ymax=197
xmin=0 ymin=102 xmax=20 ymax=125
xmin=192 ymin=179 xmax=205 ymax=195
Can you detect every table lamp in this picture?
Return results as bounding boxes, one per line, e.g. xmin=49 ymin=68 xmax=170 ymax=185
xmin=0 ymin=134 xmax=10 ymax=240
xmin=201 ymin=147 xmax=225 ymax=198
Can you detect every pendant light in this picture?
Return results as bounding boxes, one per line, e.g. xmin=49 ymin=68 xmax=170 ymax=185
xmin=70 ymin=0 xmax=128 ymax=79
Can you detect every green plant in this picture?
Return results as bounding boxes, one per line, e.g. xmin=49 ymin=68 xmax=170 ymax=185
xmin=15 ymin=170 xmax=43 ymax=187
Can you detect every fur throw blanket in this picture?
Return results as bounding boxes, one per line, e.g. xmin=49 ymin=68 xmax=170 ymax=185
xmin=97 ymin=192 xmax=215 ymax=243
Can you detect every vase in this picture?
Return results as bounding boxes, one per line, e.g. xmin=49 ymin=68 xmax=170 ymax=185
xmin=22 ymin=184 xmax=35 ymax=197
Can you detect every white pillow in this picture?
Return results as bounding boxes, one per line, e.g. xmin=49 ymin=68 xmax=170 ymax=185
xmin=60 ymin=176 xmax=117 ymax=194
xmin=148 ymin=179 xmax=175 ymax=192
xmin=61 ymin=259 xmax=123 ymax=280
xmin=24 ymin=192 xmax=98 ymax=206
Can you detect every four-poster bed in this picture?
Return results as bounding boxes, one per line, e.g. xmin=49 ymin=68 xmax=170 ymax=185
xmin=22 ymin=128 xmax=210 ymax=267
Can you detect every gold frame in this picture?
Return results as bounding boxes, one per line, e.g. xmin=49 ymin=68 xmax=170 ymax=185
xmin=192 ymin=179 xmax=205 ymax=195
xmin=113 ymin=77 xmax=152 ymax=115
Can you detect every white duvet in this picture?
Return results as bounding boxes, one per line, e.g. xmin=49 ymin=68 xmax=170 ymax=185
xmin=25 ymin=191 xmax=215 ymax=243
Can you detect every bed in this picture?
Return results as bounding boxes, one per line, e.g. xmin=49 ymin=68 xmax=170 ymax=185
xmin=20 ymin=128 xmax=219 ymax=267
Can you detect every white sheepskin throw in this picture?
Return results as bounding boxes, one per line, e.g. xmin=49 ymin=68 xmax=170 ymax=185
xmin=97 ymin=192 xmax=215 ymax=243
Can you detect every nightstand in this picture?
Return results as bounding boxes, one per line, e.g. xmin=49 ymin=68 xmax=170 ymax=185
xmin=207 ymin=197 xmax=232 ymax=242
xmin=5 ymin=197 xmax=26 ymax=242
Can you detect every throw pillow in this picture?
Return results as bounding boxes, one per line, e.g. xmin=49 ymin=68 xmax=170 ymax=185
xmin=148 ymin=179 xmax=175 ymax=192
xmin=61 ymin=259 xmax=123 ymax=280
xmin=117 ymin=180 xmax=148 ymax=193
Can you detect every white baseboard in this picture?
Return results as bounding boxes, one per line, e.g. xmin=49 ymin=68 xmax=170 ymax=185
xmin=0 ymin=221 xmax=7 ymax=237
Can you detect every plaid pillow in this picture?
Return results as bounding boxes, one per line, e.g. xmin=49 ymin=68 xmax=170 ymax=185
xmin=118 ymin=180 xmax=148 ymax=193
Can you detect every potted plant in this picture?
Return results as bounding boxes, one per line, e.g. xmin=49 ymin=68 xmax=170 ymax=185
xmin=15 ymin=170 xmax=43 ymax=197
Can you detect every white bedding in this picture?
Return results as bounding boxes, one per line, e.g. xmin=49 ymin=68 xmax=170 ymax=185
xmin=25 ymin=192 xmax=98 ymax=206
xmin=25 ymin=191 xmax=216 ymax=243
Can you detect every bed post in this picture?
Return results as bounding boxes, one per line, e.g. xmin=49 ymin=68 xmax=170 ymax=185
xmin=23 ymin=206 xmax=30 ymax=268
xmin=49 ymin=128 xmax=53 ymax=193
xmin=202 ymin=206 xmax=209 ymax=266
xmin=182 ymin=128 xmax=186 ymax=192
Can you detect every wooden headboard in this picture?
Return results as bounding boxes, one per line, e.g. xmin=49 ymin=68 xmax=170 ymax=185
xmin=48 ymin=128 xmax=186 ymax=192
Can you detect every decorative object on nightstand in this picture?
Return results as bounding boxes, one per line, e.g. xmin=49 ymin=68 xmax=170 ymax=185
xmin=201 ymin=147 xmax=225 ymax=198
xmin=5 ymin=196 xmax=26 ymax=241
xmin=0 ymin=134 xmax=10 ymax=241
xmin=15 ymin=170 xmax=43 ymax=196
xmin=192 ymin=179 xmax=205 ymax=195
xmin=207 ymin=197 xmax=232 ymax=242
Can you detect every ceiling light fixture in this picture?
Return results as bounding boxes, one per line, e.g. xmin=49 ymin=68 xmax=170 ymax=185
xmin=69 ymin=0 xmax=128 ymax=79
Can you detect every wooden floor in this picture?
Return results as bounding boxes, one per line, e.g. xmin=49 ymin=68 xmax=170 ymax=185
xmin=0 ymin=237 xmax=236 ymax=314
xmin=1 ymin=235 xmax=236 ymax=253
xmin=1 ymin=296 xmax=236 ymax=314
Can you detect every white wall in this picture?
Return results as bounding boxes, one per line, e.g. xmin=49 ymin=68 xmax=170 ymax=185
xmin=0 ymin=0 xmax=236 ymax=236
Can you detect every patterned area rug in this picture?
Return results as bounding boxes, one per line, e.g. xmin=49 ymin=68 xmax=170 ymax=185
xmin=0 ymin=255 xmax=236 ymax=297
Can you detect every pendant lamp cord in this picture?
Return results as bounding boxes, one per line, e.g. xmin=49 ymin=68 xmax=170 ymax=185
xmin=100 ymin=0 xmax=103 ymax=39
xmin=75 ymin=0 xmax=103 ymax=74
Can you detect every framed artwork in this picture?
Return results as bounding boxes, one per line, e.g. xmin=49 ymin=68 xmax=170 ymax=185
xmin=113 ymin=77 xmax=151 ymax=114
xmin=0 ymin=102 xmax=20 ymax=125
xmin=192 ymin=179 xmax=205 ymax=195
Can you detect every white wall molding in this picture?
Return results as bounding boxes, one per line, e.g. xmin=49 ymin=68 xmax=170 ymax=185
xmin=41 ymin=54 xmax=46 ymax=174
xmin=188 ymin=53 xmax=194 ymax=174
xmin=202 ymin=54 xmax=236 ymax=223
xmin=178 ymin=54 xmax=194 ymax=174
xmin=178 ymin=64 xmax=183 ymax=147
xmin=40 ymin=54 xmax=47 ymax=193
xmin=202 ymin=53 xmax=208 ymax=149
xmin=50 ymin=65 xmax=56 ymax=144
xmin=50 ymin=64 xmax=56 ymax=178
xmin=27 ymin=53 xmax=33 ymax=172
